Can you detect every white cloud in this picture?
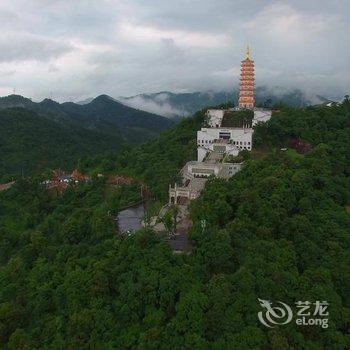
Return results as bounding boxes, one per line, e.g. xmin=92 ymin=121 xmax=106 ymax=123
xmin=0 ymin=33 xmax=73 ymax=63
xmin=245 ymin=3 xmax=333 ymax=42
xmin=0 ymin=0 xmax=348 ymax=101
xmin=119 ymin=95 xmax=187 ymax=117
xmin=118 ymin=22 xmax=231 ymax=48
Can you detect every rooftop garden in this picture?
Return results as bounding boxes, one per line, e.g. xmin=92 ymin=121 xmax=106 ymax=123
xmin=221 ymin=109 xmax=254 ymax=127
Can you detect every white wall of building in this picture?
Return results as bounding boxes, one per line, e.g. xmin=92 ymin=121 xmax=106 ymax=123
xmin=253 ymin=109 xmax=272 ymax=126
xmin=197 ymin=147 xmax=208 ymax=163
xmin=206 ymin=109 xmax=224 ymax=127
xmin=197 ymin=127 xmax=253 ymax=145
xmin=188 ymin=161 xmax=221 ymax=177
xmin=185 ymin=161 xmax=243 ymax=179
xmin=197 ymin=127 xmax=253 ymax=161
xmin=213 ymin=143 xmax=239 ymax=157
xmin=196 ymin=142 xmax=239 ymax=162
xmin=222 ymin=162 xmax=243 ymax=178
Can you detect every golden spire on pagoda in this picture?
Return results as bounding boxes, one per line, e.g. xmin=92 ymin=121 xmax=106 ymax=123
xmin=245 ymin=44 xmax=251 ymax=60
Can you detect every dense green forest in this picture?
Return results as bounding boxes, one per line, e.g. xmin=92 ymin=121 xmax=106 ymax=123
xmin=0 ymin=101 xmax=349 ymax=349
xmin=0 ymin=95 xmax=174 ymax=181
xmin=0 ymin=95 xmax=173 ymax=138
xmin=0 ymin=108 xmax=123 ymax=181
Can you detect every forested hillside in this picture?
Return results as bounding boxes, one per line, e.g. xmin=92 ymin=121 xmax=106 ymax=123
xmin=0 ymin=95 xmax=174 ymax=138
xmin=0 ymin=95 xmax=174 ymax=180
xmin=57 ymin=95 xmax=174 ymax=144
xmin=0 ymin=108 xmax=124 ymax=180
xmin=78 ymin=109 xmax=205 ymax=200
xmin=0 ymin=100 xmax=349 ymax=349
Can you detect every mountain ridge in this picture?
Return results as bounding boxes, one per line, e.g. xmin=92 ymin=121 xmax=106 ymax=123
xmin=0 ymin=94 xmax=174 ymax=179
xmin=117 ymin=88 xmax=345 ymax=118
xmin=117 ymin=87 xmax=314 ymax=118
xmin=0 ymin=94 xmax=174 ymax=141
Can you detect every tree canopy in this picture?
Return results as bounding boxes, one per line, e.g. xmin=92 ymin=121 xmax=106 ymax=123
xmin=0 ymin=100 xmax=349 ymax=348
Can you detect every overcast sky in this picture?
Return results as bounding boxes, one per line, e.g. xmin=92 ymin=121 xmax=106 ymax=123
xmin=0 ymin=0 xmax=349 ymax=102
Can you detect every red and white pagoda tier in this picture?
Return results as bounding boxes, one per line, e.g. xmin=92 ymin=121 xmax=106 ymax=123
xmin=238 ymin=46 xmax=255 ymax=109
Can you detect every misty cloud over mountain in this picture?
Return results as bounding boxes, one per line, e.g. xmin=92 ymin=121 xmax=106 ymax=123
xmin=118 ymin=87 xmax=328 ymax=118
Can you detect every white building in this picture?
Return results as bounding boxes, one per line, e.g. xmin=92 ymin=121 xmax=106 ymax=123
xmin=169 ymin=161 xmax=243 ymax=204
xmin=253 ymin=109 xmax=272 ymax=126
xmin=187 ymin=161 xmax=242 ymax=179
xmin=169 ymin=182 xmax=200 ymax=204
xmin=197 ymin=127 xmax=253 ymax=162
xmin=168 ymin=106 xmax=273 ymax=204
xmin=206 ymin=109 xmax=225 ymax=127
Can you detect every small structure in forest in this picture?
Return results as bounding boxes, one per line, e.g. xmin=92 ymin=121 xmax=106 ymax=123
xmin=0 ymin=181 xmax=15 ymax=192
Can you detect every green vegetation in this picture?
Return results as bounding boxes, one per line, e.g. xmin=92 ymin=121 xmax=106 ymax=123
xmin=79 ymin=109 xmax=205 ymax=201
xmin=59 ymin=95 xmax=174 ymax=144
xmin=0 ymin=100 xmax=349 ymax=348
xmin=0 ymin=95 xmax=174 ymax=142
xmin=0 ymin=108 xmax=123 ymax=181
xmin=221 ymin=109 xmax=254 ymax=127
xmin=0 ymin=95 xmax=174 ymax=181
xmin=189 ymin=101 xmax=350 ymax=348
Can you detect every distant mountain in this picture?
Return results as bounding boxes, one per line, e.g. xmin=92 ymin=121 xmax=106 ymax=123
xmin=0 ymin=94 xmax=36 ymax=109
xmin=0 ymin=94 xmax=174 ymax=144
xmin=57 ymin=95 xmax=174 ymax=143
xmin=118 ymin=91 xmax=227 ymax=118
xmin=119 ymin=87 xmax=313 ymax=118
xmin=0 ymin=94 xmax=174 ymax=179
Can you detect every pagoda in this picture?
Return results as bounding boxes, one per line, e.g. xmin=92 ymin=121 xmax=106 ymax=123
xmin=238 ymin=45 xmax=255 ymax=109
